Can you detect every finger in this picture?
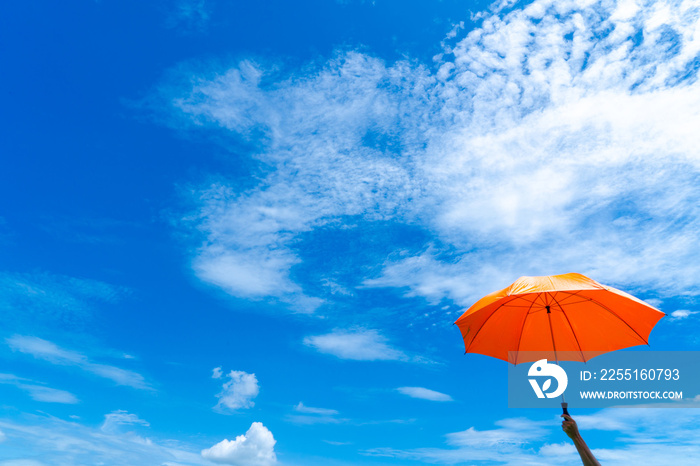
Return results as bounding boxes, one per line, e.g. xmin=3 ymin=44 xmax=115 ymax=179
xmin=560 ymin=414 xmax=573 ymax=421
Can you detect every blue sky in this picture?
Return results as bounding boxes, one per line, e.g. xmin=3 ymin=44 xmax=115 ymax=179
xmin=1 ymin=0 xmax=700 ymax=464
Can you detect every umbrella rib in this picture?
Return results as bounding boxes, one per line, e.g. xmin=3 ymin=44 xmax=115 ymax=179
xmin=559 ymin=291 xmax=650 ymax=345
xmin=545 ymin=293 xmax=559 ymax=363
xmin=464 ymin=296 xmax=522 ymax=354
xmin=552 ymin=291 xmax=585 ymax=304
xmin=497 ymin=304 xmax=542 ymax=308
xmin=456 ymin=295 xmax=535 ymax=325
xmin=512 ymin=296 xmax=540 ymax=365
xmin=550 ymin=293 xmax=586 ymax=363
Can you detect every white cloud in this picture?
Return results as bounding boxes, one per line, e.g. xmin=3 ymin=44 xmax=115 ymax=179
xmin=215 ymin=370 xmax=259 ymax=411
xmin=303 ymin=328 xmax=409 ymax=361
xmin=446 ymin=418 xmax=548 ymax=448
xmin=362 ymin=249 xmax=515 ymax=307
xmin=287 ymin=402 xmax=345 ymax=424
xmin=539 ymin=442 xmax=576 ymax=457
xmin=0 ymin=461 xmax=45 ymax=466
xmin=366 ymin=417 xmax=552 ymax=464
xmin=212 ymin=366 xmax=223 ymax=379
xmin=201 ymin=422 xmax=277 ymax=466
xmin=101 ymin=410 xmax=150 ymax=434
xmin=20 ymin=384 xmax=78 ymax=404
xmin=0 ymin=373 xmax=78 ymax=404
xmin=670 ymin=309 xmax=698 ymax=320
xmin=320 ymin=278 xmax=354 ymax=296
xmin=396 ymin=387 xmax=453 ymax=402
xmin=163 ymin=0 xmax=700 ymax=317
xmin=0 ymin=413 xmax=208 ymax=465
xmin=5 ymin=335 xmax=150 ymax=390
xmin=368 ymin=409 xmax=700 ymax=465
xmin=294 ymin=402 xmax=338 ymax=416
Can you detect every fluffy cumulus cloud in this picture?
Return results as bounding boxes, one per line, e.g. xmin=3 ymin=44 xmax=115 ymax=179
xmin=303 ymin=328 xmax=409 ymax=361
xmin=163 ymin=0 xmax=700 ymax=317
xmin=396 ymin=386 xmax=453 ymax=402
xmin=214 ymin=370 xmax=260 ymax=411
xmin=201 ymin=422 xmax=277 ymax=466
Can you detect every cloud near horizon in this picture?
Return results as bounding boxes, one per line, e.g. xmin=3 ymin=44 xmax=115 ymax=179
xmin=366 ymin=409 xmax=700 ymax=465
xmin=201 ymin=422 xmax=277 ymax=465
xmin=0 ymin=413 xmax=207 ymax=465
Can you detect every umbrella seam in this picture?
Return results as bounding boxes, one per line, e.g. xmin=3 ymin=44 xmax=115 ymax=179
xmin=551 ymin=293 xmax=587 ymax=363
xmin=464 ymin=295 xmax=522 ymax=354
xmin=456 ymin=294 xmax=545 ymax=323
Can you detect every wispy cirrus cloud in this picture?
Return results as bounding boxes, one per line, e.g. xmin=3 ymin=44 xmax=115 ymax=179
xmin=5 ymin=335 xmax=150 ymax=390
xmin=396 ymin=386 xmax=453 ymax=402
xmin=100 ymin=410 xmax=150 ymax=434
xmin=286 ymin=402 xmax=345 ymax=425
xmin=160 ymin=0 xmax=700 ymax=319
xmin=303 ymin=328 xmax=410 ymax=361
xmin=0 ymin=413 xmax=208 ymax=465
xmin=294 ymin=402 xmax=339 ymax=416
xmin=0 ymin=373 xmax=78 ymax=404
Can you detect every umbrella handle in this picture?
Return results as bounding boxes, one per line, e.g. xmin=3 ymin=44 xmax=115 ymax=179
xmin=561 ymin=402 xmax=569 ymax=416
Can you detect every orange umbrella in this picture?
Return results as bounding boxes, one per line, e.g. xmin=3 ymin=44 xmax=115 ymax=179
xmin=456 ymin=273 xmax=664 ymax=363
xmin=454 ymin=273 xmax=665 ymax=413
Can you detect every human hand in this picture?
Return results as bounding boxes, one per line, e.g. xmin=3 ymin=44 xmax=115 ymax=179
xmin=561 ymin=414 xmax=580 ymax=439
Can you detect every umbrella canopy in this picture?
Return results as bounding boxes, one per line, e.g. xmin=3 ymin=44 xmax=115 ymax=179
xmin=455 ymin=273 xmax=665 ymax=364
